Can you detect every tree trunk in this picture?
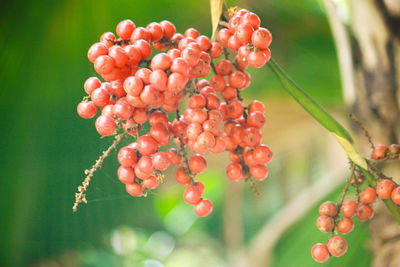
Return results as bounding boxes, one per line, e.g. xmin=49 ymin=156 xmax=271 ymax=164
xmin=328 ymin=0 xmax=400 ymax=265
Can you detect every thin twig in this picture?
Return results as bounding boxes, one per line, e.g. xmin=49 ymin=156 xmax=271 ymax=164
xmin=350 ymin=113 xmax=375 ymax=150
xmin=72 ymin=128 xmax=133 ymax=212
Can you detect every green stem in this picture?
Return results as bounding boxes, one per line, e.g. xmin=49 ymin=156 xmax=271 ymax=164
xmin=267 ymin=57 xmax=400 ymax=225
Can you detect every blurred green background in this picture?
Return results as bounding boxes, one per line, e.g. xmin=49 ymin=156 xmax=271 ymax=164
xmin=0 ymin=0 xmax=371 ymax=266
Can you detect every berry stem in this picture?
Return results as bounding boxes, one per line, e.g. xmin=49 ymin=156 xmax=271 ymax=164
xmin=72 ymin=126 xmax=135 ymax=212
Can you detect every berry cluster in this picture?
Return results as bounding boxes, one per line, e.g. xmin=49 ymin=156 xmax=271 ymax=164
xmin=76 ymin=8 xmax=274 ymax=217
xmin=372 ymin=144 xmax=400 ymax=160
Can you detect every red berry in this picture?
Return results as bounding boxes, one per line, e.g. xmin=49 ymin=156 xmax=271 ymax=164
xmin=189 ymin=154 xmax=207 ymax=173
xmin=88 ymin=42 xmax=108 ymax=63
xmin=226 ymin=163 xmax=243 ymax=181
xmin=316 ymin=215 xmax=334 ymax=233
xmin=94 ymin=55 xmax=115 ymax=75
xmin=327 ymin=236 xmax=347 ymax=257
xmin=176 ymin=166 xmax=190 ymax=185
xmin=160 ymin=20 xmax=176 ymax=38
xmin=117 ymin=166 xmax=135 ymax=184
xmin=251 ymin=27 xmax=272 ymax=49
xmin=319 ymin=201 xmax=337 ymax=217
xmin=391 ymin=187 xmax=400 ymax=205
xmin=356 ymin=205 xmax=374 ymax=221
xmin=118 ymin=147 xmax=137 ymax=167
xmin=77 ymin=101 xmax=97 ymax=119
xmin=146 ymin=22 xmax=163 ymax=42
xmin=126 ymin=183 xmax=143 ymax=197
xmin=137 ymin=135 xmax=158 ymax=156
xmin=337 ymin=218 xmax=354 ymax=234
xmin=341 ymin=200 xmax=358 ymax=217
xmin=183 ymin=185 xmax=202 ymax=205
xmin=360 ymin=187 xmax=376 ymax=204
xmin=311 ymin=243 xmax=329 ymax=263
xmin=116 ymin=19 xmax=135 ymax=39
xmin=373 ymin=144 xmax=388 ymax=160
xmin=152 ymin=152 xmax=170 ymax=171
xmin=250 ymin=164 xmax=268 ymax=180
xmin=247 ymin=50 xmax=267 ymax=68
xmin=376 ymin=179 xmax=396 ymax=199
xmin=193 ymin=199 xmax=213 ymax=217
xmin=84 ymin=77 xmax=101 ymax=95
xmin=95 ymin=115 xmax=115 ymax=136
xmin=143 ymin=176 xmax=159 ymax=189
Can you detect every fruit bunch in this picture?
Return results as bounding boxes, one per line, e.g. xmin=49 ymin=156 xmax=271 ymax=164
xmin=312 ymin=151 xmax=400 ymax=263
xmin=75 ymin=8 xmax=274 ymax=217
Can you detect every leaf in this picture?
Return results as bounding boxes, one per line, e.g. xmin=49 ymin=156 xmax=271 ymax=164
xmin=210 ymin=0 xmax=224 ymax=41
xmin=267 ymin=58 xmax=352 ymax=142
xmin=334 ymin=134 xmax=368 ymax=169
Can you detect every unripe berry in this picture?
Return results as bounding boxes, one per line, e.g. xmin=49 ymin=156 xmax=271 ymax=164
xmin=327 ymin=236 xmax=347 ymax=257
xmin=311 ymin=243 xmax=329 ymax=263
xmin=319 ymin=201 xmax=337 ymax=217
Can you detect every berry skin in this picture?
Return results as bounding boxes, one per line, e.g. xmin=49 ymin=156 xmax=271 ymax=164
xmin=116 ymin=19 xmax=135 ymax=39
xmin=249 ymin=164 xmax=268 ymax=180
xmin=84 ymin=77 xmax=101 ymax=95
xmin=247 ymin=50 xmax=268 ymax=68
xmin=316 ymin=215 xmax=334 ymax=233
xmin=373 ymin=144 xmax=388 ymax=160
xmin=376 ymin=179 xmax=396 ymax=199
xmin=360 ymin=187 xmax=376 ymax=204
xmin=341 ymin=200 xmax=358 ymax=218
xmin=226 ymin=163 xmax=243 ymax=181
xmin=253 ymin=144 xmax=273 ymax=164
xmin=319 ymin=201 xmax=338 ymax=217
xmin=95 ymin=115 xmax=115 ymax=136
xmin=327 ymin=236 xmax=347 ymax=257
xmin=391 ymin=187 xmax=400 ymax=205
xmin=152 ymin=151 xmax=170 ymax=171
xmin=337 ymin=218 xmax=354 ymax=234
xmin=193 ymin=199 xmax=213 ymax=217
xmin=251 ymin=28 xmax=272 ymax=49
xmin=118 ymin=147 xmax=137 ymax=167
xmin=143 ymin=176 xmax=159 ymax=189
xmin=88 ymin=42 xmax=108 ymax=63
xmin=184 ymin=185 xmax=202 ymax=205
xmin=311 ymin=243 xmax=330 ymax=263
xmin=176 ymin=166 xmax=190 ymax=185
xmin=126 ymin=183 xmax=143 ymax=197
xmin=77 ymin=101 xmax=97 ymax=119
xmin=117 ymin=166 xmax=135 ymax=184
xmin=137 ymin=135 xmax=158 ymax=156
xmin=189 ymin=154 xmax=207 ymax=174
xmin=356 ymin=205 xmax=374 ymax=221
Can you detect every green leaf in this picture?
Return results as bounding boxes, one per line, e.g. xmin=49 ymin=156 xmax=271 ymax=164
xmin=267 ymin=58 xmax=352 ymax=142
